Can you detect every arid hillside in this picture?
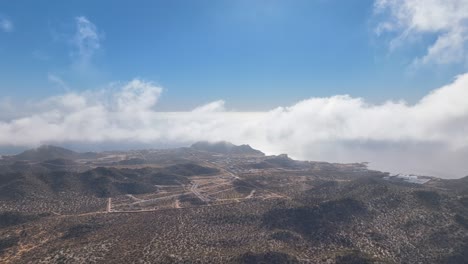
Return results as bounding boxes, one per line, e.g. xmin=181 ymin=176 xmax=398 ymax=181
xmin=0 ymin=143 xmax=467 ymax=263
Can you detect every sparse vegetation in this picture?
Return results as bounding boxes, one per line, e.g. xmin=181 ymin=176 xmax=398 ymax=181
xmin=0 ymin=144 xmax=467 ymax=263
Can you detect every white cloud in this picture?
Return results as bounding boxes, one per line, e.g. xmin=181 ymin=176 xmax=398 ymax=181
xmin=0 ymin=17 xmax=13 ymax=32
xmin=72 ymin=16 xmax=102 ymax=63
xmin=192 ymin=100 xmax=226 ymax=113
xmin=374 ymin=0 xmax=468 ymax=65
xmin=2 ymin=76 xmax=468 ymax=177
xmin=115 ymin=79 xmax=162 ymax=113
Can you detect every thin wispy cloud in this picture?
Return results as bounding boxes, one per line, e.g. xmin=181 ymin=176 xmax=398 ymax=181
xmin=374 ymin=0 xmax=468 ymax=66
xmin=0 ymin=16 xmax=13 ymax=32
xmin=72 ymin=16 xmax=102 ymax=64
xmin=47 ymin=73 xmax=70 ymax=91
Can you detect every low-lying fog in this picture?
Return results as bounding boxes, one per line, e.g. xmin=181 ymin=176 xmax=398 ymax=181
xmin=1 ymin=74 xmax=468 ymax=179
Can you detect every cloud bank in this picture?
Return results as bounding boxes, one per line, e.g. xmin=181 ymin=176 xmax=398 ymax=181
xmin=1 ymin=74 xmax=468 ymax=178
xmin=375 ymin=0 xmax=468 ymax=65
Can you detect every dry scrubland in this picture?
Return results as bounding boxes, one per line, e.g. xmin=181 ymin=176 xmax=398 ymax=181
xmin=0 ymin=143 xmax=467 ymax=263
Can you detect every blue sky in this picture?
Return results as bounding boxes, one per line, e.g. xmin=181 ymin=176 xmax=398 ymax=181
xmin=1 ymin=0 xmax=465 ymax=110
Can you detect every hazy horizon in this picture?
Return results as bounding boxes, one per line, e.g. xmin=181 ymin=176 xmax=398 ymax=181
xmin=2 ymin=0 xmax=468 ymax=178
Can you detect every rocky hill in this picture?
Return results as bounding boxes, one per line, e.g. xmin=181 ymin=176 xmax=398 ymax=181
xmin=191 ymin=141 xmax=264 ymax=156
xmin=10 ymin=145 xmax=97 ymax=161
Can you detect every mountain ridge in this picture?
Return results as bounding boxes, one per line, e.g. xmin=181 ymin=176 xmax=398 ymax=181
xmin=10 ymin=145 xmax=98 ymax=161
xmin=190 ymin=141 xmax=264 ymax=156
